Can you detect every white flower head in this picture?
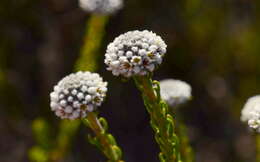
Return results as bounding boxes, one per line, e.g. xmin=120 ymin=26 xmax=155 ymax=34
xmin=50 ymin=71 xmax=108 ymax=120
xmin=160 ymin=79 xmax=192 ymax=107
xmin=241 ymin=95 xmax=260 ymax=133
xmin=79 ymin=0 xmax=123 ymax=14
xmin=105 ymin=30 xmax=167 ymax=77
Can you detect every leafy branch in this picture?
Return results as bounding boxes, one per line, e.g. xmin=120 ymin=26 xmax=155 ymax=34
xmin=82 ymin=111 xmax=124 ymax=162
xmin=133 ymin=75 xmax=182 ymax=162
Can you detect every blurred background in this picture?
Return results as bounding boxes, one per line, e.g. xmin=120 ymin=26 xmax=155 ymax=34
xmin=0 ymin=0 xmax=259 ymax=162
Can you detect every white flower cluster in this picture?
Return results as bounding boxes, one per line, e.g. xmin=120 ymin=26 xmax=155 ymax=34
xmin=105 ymin=30 xmax=167 ymax=77
xmin=50 ymin=71 xmax=108 ymax=120
xmin=241 ymin=95 xmax=260 ymax=133
xmin=79 ymin=0 xmax=123 ymax=14
xmin=160 ymin=79 xmax=192 ymax=107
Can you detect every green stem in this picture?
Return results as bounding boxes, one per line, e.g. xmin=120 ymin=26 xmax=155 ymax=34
xmin=176 ymin=123 xmax=194 ymax=162
xmin=169 ymin=108 xmax=194 ymax=162
xmin=256 ymin=133 xmax=260 ymax=162
xmin=133 ymin=75 xmax=182 ymax=162
xmin=83 ymin=112 xmax=124 ymax=162
xmin=75 ymin=14 xmax=109 ymax=71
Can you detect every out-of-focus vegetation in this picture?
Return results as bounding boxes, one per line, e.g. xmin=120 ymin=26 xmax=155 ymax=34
xmin=0 ymin=0 xmax=260 ymax=162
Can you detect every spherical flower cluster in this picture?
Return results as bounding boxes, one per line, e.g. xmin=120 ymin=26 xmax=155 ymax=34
xmin=160 ymin=79 xmax=192 ymax=107
xmin=241 ymin=95 xmax=260 ymax=133
xmin=105 ymin=30 xmax=167 ymax=77
xmin=50 ymin=71 xmax=108 ymax=120
xmin=79 ymin=0 xmax=123 ymax=14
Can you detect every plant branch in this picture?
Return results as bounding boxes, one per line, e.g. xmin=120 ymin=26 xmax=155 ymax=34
xmin=133 ymin=75 xmax=182 ymax=162
xmin=83 ymin=111 xmax=124 ymax=162
xmin=75 ymin=14 xmax=108 ymax=71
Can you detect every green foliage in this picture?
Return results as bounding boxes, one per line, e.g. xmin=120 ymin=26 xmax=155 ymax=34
xmin=29 ymin=146 xmax=48 ymax=162
xmin=83 ymin=112 xmax=124 ymax=162
xmin=134 ymin=75 xmax=182 ymax=162
xmin=176 ymin=123 xmax=194 ymax=162
xmin=29 ymin=119 xmax=52 ymax=162
xmin=30 ymin=118 xmax=80 ymax=162
xmin=49 ymin=120 xmax=81 ymax=161
xmin=99 ymin=117 xmax=109 ymax=132
xmin=75 ymin=15 xmax=109 ymax=72
xmin=32 ymin=118 xmax=52 ymax=150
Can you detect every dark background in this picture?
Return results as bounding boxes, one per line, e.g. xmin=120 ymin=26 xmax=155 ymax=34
xmin=0 ymin=0 xmax=259 ymax=162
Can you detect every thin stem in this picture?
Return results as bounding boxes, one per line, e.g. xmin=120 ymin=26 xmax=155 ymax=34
xmin=169 ymin=108 xmax=194 ymax=162
xmin=75 ymin=14 xmax=109 ymax=71
xmin=256 ymin=133 xmax=260 ymax=162
xmin=133 ymin=75 xmax=182 ymax=162
xmin=83 ymin=112 xmax=124 ymax=162
xmin=176 ymin=123 xmax=194 ymax=162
